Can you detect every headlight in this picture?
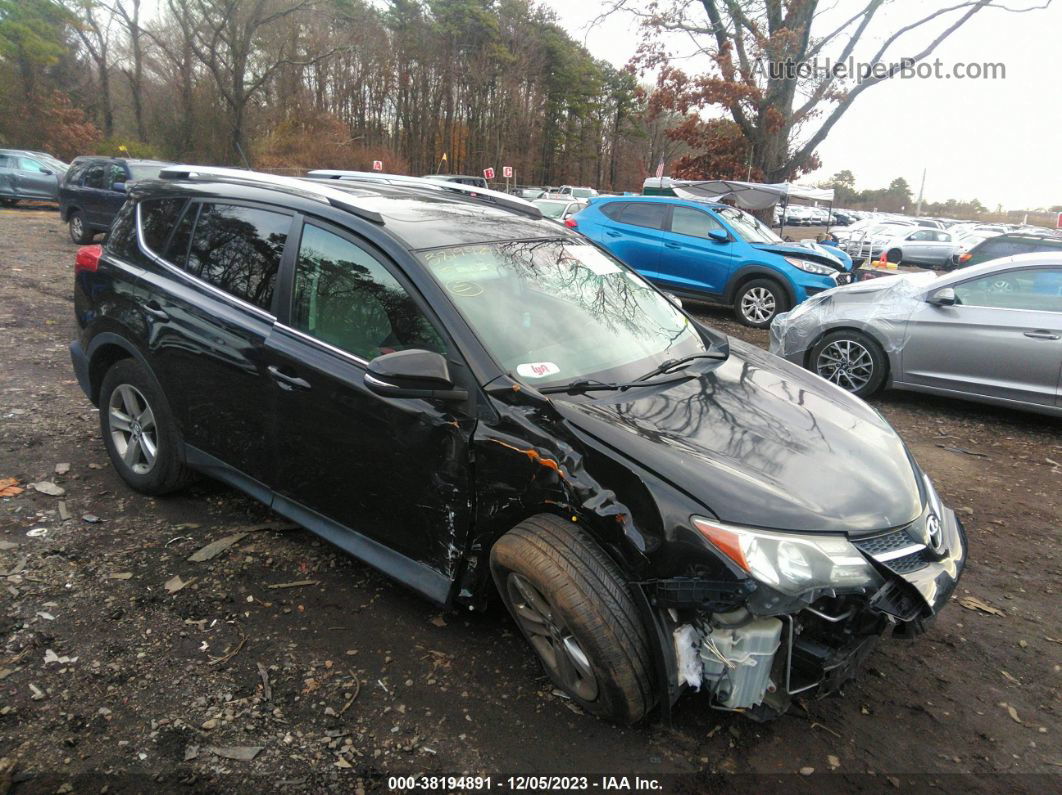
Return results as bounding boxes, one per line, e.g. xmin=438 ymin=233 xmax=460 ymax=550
xmin=783 ymin=256 xmax=835 ymax=276
xmin=692 ymin=517 xmax=882 ymax=597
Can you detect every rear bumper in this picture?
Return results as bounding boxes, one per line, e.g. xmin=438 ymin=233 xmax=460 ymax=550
xmin=69 ymin=340 xmax=92 ymax=403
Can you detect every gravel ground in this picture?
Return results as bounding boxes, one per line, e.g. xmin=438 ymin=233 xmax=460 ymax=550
xmin=0 ymin=207 xmax=1059 ymax=793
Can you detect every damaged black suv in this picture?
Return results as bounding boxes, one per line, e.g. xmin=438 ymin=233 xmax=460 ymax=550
xmin=70 ymin=166 xmax=966 ymax=724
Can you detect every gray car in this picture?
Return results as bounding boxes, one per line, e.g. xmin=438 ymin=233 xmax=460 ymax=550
xmin=0 ymin=149 xmax=68 ymax=204
xmin=769 ymin=253 xmax=1062 ymax=416
xmin=879 ymin=228 xmax=959 ymax=267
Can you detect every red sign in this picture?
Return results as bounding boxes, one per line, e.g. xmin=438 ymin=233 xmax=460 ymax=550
xmin=483 ymin=167 xmax=495 ymax=180
xmin=372 ymin=160 xmax=383 ymax=171
xmin=502 ymin=166 xmax=513 ymax=178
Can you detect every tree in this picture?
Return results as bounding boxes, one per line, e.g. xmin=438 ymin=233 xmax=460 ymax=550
xmin=621 ymin=0 xmax=1049 ymax=183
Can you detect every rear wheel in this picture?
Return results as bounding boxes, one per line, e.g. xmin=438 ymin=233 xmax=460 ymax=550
xmin=99 ymin=359 xmax=194 ymax=495
xmin=885 ymin=249 xmax=902 ymax=264
xmin=734 ymin=278 xmax=787 ymax=328
xmin=809 ymin=330 xmax=887 ymax=398
xmin=490 ymin=515 xmax=654 ymax=724
xmin=69 ymin=211 xmax=93 ymax=244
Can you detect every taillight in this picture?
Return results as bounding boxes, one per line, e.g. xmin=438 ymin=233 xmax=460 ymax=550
xmin=563 ymin=218 xmax=578 ymax=228
xmin=959 ymin=252 xmax=972 ymax=263
xmin=75 ymin=244 xmax=103 ymax=274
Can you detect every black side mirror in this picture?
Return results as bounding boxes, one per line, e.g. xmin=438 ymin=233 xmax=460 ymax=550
xmin=112 ymin=182 xmax=127 ymax=193
xmin=927 ymin=287 xmax=957 ymax=306
xmin=708 ymin=229 xmax=729 ymax=243
xmin=364 ymin=349 xmax=467 ymax=400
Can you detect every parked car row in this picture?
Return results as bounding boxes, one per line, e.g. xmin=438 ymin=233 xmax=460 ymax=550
xmin=68 ymin=165 xmax=968 ymax=727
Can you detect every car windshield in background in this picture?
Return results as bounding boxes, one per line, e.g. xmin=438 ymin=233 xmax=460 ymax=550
xmin=128 ymin=164 xmax=164 ymax=182
xmin=534 ymin=200 xmax=569 ymax=219
xmin=419 ymin=241 xmax=705 ymax=388
xmin=37 ymin=155 xmax=68 ymax=172
xmin=717 ymin=206 xmax=783 ymax=244
xmin=571 ymin=188 xmax=594 ymax=199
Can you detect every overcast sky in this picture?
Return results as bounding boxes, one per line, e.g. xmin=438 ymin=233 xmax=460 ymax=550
xmin=539 ymin=0 xmax=1060 ymax=211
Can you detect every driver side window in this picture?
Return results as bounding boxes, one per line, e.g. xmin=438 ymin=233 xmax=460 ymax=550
xmin=671 ymin=206 xmax=724 ymax=238
xmin=954 ymin=269 xmax=1062 ymax=312
xmin=292 ymin=224 xmax=446 ymax=361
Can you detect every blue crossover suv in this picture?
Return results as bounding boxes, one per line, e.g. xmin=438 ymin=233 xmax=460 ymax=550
xmin=571 ymin=197 xmax=854 ymax=327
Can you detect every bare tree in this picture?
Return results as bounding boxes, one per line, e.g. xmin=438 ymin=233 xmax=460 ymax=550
xmin=65 ymin=0 xmax=116 ymax=137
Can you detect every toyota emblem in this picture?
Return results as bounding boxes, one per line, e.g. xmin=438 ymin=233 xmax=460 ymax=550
xmin=926 ymin=514 xmax=944 ymax=553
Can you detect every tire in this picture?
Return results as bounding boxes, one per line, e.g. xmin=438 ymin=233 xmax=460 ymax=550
xmin=98 ymin=358 xmax=194 ymax=495
xmin=490 ymin=515 xmax=654 ymax=724
xmin=69 ymin=211 xmax=93 ymax=244
xmin=885 ymin=249 xmax=902 ymax=264
xmin=809 ymin=330 xmax=887 ymax=398
xmin=734 ymin=278 xmax=788 ymax=328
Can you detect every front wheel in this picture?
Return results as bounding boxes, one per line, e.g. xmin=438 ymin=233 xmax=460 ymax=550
xmin=69 ymin=211 xmax=94 ymax=244
xmin=734 ymin=278 xmax=787 ymax=328
xmin=490 ymin=515 xmax=654 ymax=724
xmin=809 ymin=330 xmax=887 ymax=398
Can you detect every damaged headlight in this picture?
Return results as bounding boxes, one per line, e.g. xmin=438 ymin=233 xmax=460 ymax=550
xmin=692 ymin=517 xmax=883 ymax=598
xmin=784 ymin=256 xmax=835 ymax=276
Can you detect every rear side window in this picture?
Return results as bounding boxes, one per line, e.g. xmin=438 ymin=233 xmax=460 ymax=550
xmin=139 ymin=198 xmax=186 ymax=255
xmin=186 ymin=203 xmax=290 ymax=311
xmin=167 ymin=203 xmax=199 ymax=269
xmin=599 ymin=202 xmax=628 ymax=220
xmin=618 ymin=203 xmax=668 ymax=230
xmin=64 ymin=162 xmax=87 ymax=184
xmin=973 ymin=238 xmax=1034 ymax=262
xmin=105 ymin=200 xmax=138 ymax=259
xmin=0 ymin=155 xmax=14 ymax=168
xmin=106 ymin=163 xmax=126 ymax=189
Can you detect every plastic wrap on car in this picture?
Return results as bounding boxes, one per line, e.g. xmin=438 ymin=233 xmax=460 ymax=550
xmin=769 ymin=273 xmax=933 ymax=358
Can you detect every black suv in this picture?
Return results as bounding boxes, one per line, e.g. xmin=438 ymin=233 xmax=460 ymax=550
xmin=70 ymin=167 xmax=966 ymax=724
xmin=60 ymin=156 xmax=169 ymax=243
xmin=954 ymin=231 xmax=1062 ymax=268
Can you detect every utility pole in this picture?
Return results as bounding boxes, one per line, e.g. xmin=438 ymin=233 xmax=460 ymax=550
xmin=915 ymin=168 xmax=926 ymax=216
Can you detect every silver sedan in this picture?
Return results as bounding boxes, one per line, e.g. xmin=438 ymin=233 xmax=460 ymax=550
xmin=769 ymin=253 xmax=1062 ymax=416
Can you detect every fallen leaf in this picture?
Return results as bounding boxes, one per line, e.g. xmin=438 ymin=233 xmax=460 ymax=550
xmin=0 ymin=667 xmax=15 ymax=680
xmin=54 ymin=463 xmax=70 ymax=475
xmin=44 ymin=649 xmax=78 ymax=665
xmin=1005 ymin=703 xmax=1022 ymax=724
xmin=430 ymin=615 xmax=447 ymax=627
xmin=58 ymin=501 xmax=70 ymax=521
xmin=188 ymin=532 xmax=251 ymax=563
xmin=957 ymin=596 xmax=1005 ymax=617
xmin=36 ymin=611 xmax=55 ymax=621
xmin=29 ymin=682 xmax=45 ymax=700
xmin=82 ymin=514 xmax=101 ymax=524
xmin=164 ymin=575 xmax=194 ymax=594
xmin=29 ymin=481 xmax=65 ymax=496
xmin=0 ymin=540 xmax=17 ymax=551
xmin=206 ymin=745 xmax=264 ymax=762
xmin=0 ymin=555 xmax=28 ymax=577
xmin=265 ymin=579 xmax=320 ymax=590
xmin=108 ymin=572 xmax=133 ymax=580
xmin=183 ymin=745 xmax=199 ymax=761
xmin=0 ymin=477 xmax=24 ymax=498
xmin=827 ymin=754 xmax=841 ymax=770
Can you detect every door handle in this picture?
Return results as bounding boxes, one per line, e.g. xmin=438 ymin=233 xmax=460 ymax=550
xmin=268 ymin=365 xmax=311 ymax=391
xmin=1023 ymin=330 xmax=1060 ymax=340
xmin=664 ymin=242 xmax=681 ymax=249
xmin=144 ymin=301 xmax=170 ymax=321
xmin=605 ymin=231 xmax=621 ymax=237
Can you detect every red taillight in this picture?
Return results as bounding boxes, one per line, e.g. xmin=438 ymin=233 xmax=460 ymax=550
xmin=564 ymin=218 xmax=578 ymax=228
xmin=959 ymin=252 xmax=972 ymax=263
xmin=75 ymin=244 xmax=102 ymax=274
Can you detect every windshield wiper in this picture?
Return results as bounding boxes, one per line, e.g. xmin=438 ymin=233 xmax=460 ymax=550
xmin=538 ymin=379 xmax=622 ymax=395
xmin=633 ymin=351 xmax=728 ymax=383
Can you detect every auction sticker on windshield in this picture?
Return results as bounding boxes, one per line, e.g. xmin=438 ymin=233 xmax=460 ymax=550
xmin=517 ymin=362 xmax=560 ymax=379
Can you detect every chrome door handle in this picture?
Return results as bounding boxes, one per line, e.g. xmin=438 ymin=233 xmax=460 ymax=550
xmin=1024 ymin=330 xmax=1060 ymax=340
xmin=268 ymin=365 xmax=311 ymax=391
xmin=144 ymin=301 xmax=170 ymax=321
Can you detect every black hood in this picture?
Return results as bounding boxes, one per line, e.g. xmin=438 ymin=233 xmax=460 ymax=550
xmin=550 ymin=339 xmax=922 ymax=536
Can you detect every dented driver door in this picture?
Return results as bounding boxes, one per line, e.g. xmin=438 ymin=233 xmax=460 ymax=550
xmin=265 ymin=219 xmax=476 ymax=599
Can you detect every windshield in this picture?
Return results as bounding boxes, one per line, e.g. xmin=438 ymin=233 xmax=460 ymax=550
xmin=717 ymin=206 xmax=783 ymax=244
xmin=36 ymin=154 xmax=68 ymax=172
xmin=419 ymin=240 xmax=706 ymax=388
xmin=534 ymin=200 xmax=569 ymax=219
xmin=571 ymin=188 xmax=594 ymax=199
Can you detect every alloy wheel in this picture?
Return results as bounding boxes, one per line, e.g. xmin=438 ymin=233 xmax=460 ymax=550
xmin=506 ymin=572 xmax=598 ymax=701
xmin=816 ymin=339 xmax=874 ymax=392
xmin=740 ymin=287 xmax=776 ymax=324
xmin=108 ymin=384 xmax=158 ymax=475
xmin=71 ymin=215 xmax=83 ymax=239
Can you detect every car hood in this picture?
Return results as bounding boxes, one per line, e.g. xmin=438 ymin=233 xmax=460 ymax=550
xmin=551 ymin=339 xmax=922 ymax=536
xmin=750 ymin=242 xmax=852 ymax=271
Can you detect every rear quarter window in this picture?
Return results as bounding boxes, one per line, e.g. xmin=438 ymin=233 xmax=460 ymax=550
xmin=104 ymin=201 xmax=138 ymax=260
xmin=138 ymin=198 xmax=187 ymax=256
xmin=599 ymin=201 xmax=628 ymax=220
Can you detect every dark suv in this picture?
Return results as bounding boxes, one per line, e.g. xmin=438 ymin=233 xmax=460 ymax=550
xmin=60 ymin=156 xmax=169 ymax=243
xmin=954 ymin=232 xmax=1062 ymax=268
xmin=69 ymin=167 xmax=965 ymax=724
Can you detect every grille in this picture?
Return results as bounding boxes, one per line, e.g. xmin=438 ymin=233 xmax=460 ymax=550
xmin=884 ymin=550 xmax=929 ymax=574
xmin=855 ymin=528 xmax=916 ymax=556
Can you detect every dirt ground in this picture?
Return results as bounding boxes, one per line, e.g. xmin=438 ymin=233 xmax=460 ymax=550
xmin=0 ymin=206 xmax=1059 ymax=793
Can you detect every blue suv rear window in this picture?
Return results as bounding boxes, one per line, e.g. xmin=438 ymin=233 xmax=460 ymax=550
xmin=617 ymin=203 xmax=667 ymax=230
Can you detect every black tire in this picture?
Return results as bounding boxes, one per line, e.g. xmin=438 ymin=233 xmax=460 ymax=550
xmin=98 ymin=358 xmax=194 ymax=495
xmin=734 ymin=278 xmax=788 ymax=328
xmin=490 ymin=515 xmax=654 ymax=724
xmin=69 ymin=211 xmax=93 ymax=244
xmin=885 ymin=248 xmax=902 ymax=264
xmin=808 ymin=330 xmax=887 ymax=398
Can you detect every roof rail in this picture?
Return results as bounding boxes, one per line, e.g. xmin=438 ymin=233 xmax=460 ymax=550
xmin=306 ymin=169 xmax=542 ymax=219
xmin=157 ymin=165 xmax=384 ymax=224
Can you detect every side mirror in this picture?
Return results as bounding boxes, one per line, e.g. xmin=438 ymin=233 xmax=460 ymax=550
xmin=112 ymin=182 xmax=127 ymax=193
xmin=364 ymin=349 xmax=467 ymax=400
xmin=708 ymin=229 xmax=729 ymax=243
xmin=927 ymin=287 xmax=956 ymax=307
xmin=663 ymin=292 xmax=683 ymax=309
xmin=41 ymin=169 xmax=54 ymax=176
